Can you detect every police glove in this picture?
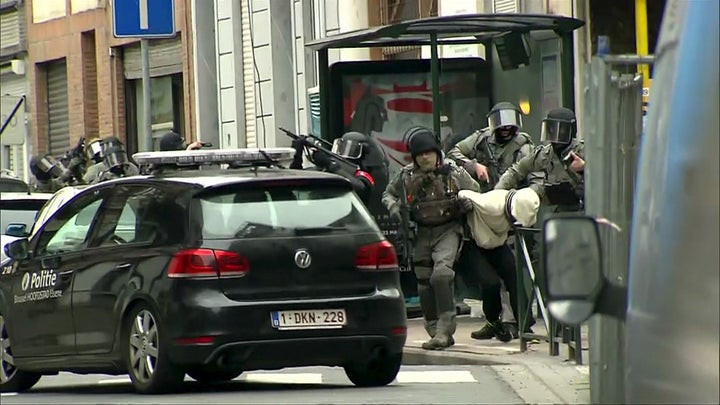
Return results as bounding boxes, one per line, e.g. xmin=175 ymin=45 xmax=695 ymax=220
xmin=459 ymin=197 xmax=474 ymax=213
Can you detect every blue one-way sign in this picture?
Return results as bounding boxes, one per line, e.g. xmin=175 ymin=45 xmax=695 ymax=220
xmin=112 ymin=0 xmax=176 ymax=38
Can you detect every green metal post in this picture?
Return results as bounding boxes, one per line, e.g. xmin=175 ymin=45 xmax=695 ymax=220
xmin=561 ymin=33 xmax=576 ymax=110
xmin=318 ymin=49 xmax=330 ymax=140
xmin=430 ymin=33 xmax=441 ymax=139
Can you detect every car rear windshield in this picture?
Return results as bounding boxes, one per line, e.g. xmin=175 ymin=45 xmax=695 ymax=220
xmin=197 ymin=185 xmax=380 ymax=239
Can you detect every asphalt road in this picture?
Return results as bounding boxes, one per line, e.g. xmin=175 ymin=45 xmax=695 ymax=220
xmin=1 ymin=365 xmax=523 ymax=404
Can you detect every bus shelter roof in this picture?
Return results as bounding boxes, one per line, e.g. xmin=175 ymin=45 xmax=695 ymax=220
xmin=305 ymin=13 xmax=585 ymax=51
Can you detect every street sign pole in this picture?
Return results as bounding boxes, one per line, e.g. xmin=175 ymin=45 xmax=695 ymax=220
xmin=139 ymin=0 xmax=153 ymax=151
xmin=112 ymin=0 xmax=176 ymax=152
xmin=141 ymin=39 xmax=152 ymax=151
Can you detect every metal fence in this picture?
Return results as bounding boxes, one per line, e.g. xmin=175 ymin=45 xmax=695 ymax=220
xmin=512 ymin=55 xmax=646 ymax=377
xmin=514 ymin=227 xmax=583 ymax=364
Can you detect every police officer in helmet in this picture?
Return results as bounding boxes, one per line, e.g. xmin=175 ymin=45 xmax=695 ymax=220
xmin=448 ymin=102 xmax=542 ymax=192
xmin=495 ymin=107 xmax=585 ymax=211
xmin=159 ymin=131 xmax=204 ymax=151
xmin=83 ymin=136 xmax=139 ymax=185
xmin=382 ymin=127 xmax=480 ymax=350
xmin=331 ymin=131 xmax=390 ymax=209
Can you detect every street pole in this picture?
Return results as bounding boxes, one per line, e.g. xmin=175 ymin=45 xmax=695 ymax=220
xmin=430 ymin=33 xmax=441 ymax=141
xmin=141 ymin=38 xmax=152 ymax=151
xmin=635 ymin=0 xmax=651 ymax=119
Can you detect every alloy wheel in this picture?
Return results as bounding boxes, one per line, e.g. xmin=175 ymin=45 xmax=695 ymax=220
xmin=0 ymin=315 xmax=17 ymax=384
xmin=129 ymin=310 xmax=159 ymax=383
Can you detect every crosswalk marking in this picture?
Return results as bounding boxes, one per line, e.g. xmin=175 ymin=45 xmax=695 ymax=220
xmin=86 ymin=368 xmax=479 ymax=386
xmin=395 ymin=370 xmax=477 ymax=383
xmin=98 ymin=377 xmax=131 ymax=385
xmin=244 ymin=373 xmax=323 ymax=384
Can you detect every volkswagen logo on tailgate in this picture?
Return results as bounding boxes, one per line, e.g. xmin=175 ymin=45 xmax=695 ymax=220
xmin=294 ymin=249 xmax=312 ymax=269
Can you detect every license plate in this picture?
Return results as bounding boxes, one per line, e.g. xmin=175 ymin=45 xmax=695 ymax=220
xmin=271 ymin=309 xmax=347 ymax=330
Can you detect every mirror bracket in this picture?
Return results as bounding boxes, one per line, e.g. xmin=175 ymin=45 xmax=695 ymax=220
xmin=594 ymin=280 xmax=628 ymax=321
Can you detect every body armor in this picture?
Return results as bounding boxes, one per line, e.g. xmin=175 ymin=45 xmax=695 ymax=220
xmin=405 ymin=169 xmax=462 ymax=227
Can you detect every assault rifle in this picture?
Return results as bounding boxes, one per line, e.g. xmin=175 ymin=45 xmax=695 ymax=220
xmin=278 ymin=127 xmax=373 ymax=203
xmin=397 ymin=177 xmax=417 ymax=272
xmin=481 ymin=137 xmax=502 ymax=186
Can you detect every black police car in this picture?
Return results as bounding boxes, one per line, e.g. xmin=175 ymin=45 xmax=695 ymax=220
xmin=0 ymin=148 xmax=407 ymax=394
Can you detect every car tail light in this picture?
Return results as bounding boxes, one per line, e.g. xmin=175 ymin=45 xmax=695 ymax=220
xmin=167 ymin=248 xmax=249 ymax=279
xmin=355 ymin=240 xmax=399 ymax=271
xmin=175 ymin=336 xmax=216 ymax=345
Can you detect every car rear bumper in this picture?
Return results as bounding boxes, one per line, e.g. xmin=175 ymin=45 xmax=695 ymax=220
xmin=163 ymin=287 xmax=407 ymax=369
xmin=169 ymin=334 xmax=405 ymax=370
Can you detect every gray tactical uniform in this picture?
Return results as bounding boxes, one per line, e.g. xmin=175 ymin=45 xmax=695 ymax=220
xmin=495 ymin=140 xmax=585 ymax=211
xmin=447 ymin=128 xmax=541 ymax=192
xmin=83 ymin=162 xmax=140 ymax=185
xmin=382 ymin=160 xmax=480 ymax=340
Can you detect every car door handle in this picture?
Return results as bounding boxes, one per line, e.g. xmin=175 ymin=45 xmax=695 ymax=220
xmin=57 ymin=270 xmax=73 ymax=276
xmin=115 ymin=263 xmax=132 ymax=270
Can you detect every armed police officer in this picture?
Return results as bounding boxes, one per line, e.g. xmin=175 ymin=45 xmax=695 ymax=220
xmin=159 ymin=130 xmax=205 ymax=151
xmin=83 ymin=136 xmax=139 ymax=185
xmin=495 ymin=107 xmax=585 ymax=212
xmin=331 ymin=131 xmax=390 ymax=211
xmin=447 ymin=102 xmax=542 ymax=338
xmin=382 ymin=127 xmax=480 ymax=350
xmin=447 ymin=102 xmax=541 ymax=191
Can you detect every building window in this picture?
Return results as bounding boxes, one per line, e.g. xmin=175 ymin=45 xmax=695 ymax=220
xmin=45 ymin=59 xmax=70 ymax=155
xmin=124 ymin=73 xmax=185 ymax=153
xmin=379 ymin=0 xmax=438 ymax=60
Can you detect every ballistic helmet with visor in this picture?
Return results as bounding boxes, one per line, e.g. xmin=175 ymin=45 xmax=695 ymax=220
xmin=331 ymin=131 xmax=369 ymax=160
xmin=101 ymin=137 xmax=129 ymax=170
xmin=86 ymin=139 xmax=105 ymax=163
xmin=487 ymin=102 xmax=523 ymax=132
xmin=541 ymin=108 xmax=577 ymax=146
xmin=30 ymin=154 xmax=68 ymax=181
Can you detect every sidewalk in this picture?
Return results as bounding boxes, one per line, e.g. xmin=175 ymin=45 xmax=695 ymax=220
xmin=402 ymin=315 xmax=591 ymax=404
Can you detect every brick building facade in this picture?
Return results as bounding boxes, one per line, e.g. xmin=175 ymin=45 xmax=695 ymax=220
xmin=26 ymin=0 xmax=195 ymax=156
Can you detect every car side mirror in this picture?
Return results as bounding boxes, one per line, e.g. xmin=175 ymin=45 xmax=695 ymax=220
xmin=5 ymin=223 xmax=28 ymax=237
xmin=542 ymin=216 xmax=627 ymax=325
xmin=4 ymin=238 xmax=29 ymax=261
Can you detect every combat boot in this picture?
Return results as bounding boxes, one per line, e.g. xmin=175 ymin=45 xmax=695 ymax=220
xmin=470 ymin=320 xmax=512 ymax=342
xmin=421 ymin=334 xmax=455 ymax=350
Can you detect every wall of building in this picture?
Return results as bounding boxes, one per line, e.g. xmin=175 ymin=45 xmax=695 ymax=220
xmin=0 ymin=0 xmax=29 ymax=181
xmin=25 ymin=0 xmax=195 ymax=154
xmin=206 ymin=0 xmax=317 ymax=148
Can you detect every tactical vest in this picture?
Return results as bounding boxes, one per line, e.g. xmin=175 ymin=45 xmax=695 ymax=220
xmin=404 ymin=168 xmax=462 ymax=227
xmin=534 ymin=143 xmax=584 ymax=210
xmin=475 ymin=132 xmax=531 ymax=172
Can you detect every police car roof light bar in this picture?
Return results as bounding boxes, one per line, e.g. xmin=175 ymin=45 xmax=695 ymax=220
xmin=132 ymin=148 xmax=297 ymax=167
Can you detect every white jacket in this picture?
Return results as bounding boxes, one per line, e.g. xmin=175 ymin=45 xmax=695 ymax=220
xmin=458 ymin=188 xmax=540 ymax=249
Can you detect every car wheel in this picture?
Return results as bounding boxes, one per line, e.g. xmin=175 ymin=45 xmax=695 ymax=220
xmin=0 ymin=314 xmax=41 ymax=393
xmin=124 ymin=305 xmax=183 ymax=394
xmin=344 ymin=352 xmax=402 ymax=387
xmin=187 ymin=370 xmax=242 ymax=383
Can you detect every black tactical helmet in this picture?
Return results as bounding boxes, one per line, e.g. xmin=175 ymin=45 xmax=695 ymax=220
xmin=332 ymin=131 xmax=370 ymax=160
xmin=406 ymin=127 xmax=441 ymax=158
xmin=99 ymin=136 xmax=128 ymax=171
xmin=487 ymin=102 xmax=523 ymax=143
xmin=86 ymin=138 xmax=105 ymax=163
xmin=29 ymin=154 xmax=68 ymax=181
xmin=159 ymin=131 xmax=186 ymax=151
xmin=541 ymin=108 xmax=577 ymax=145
